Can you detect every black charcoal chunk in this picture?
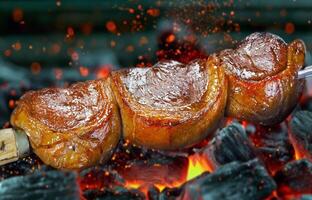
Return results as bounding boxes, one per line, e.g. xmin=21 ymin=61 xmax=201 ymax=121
xmin=0 ymin=153 xmax=46 ymax=180
xmin=249 ymin=123 xmax=294 ymax=173
xmin=290 ymin=111 xmax=312 ymax=159
xmin=83 ymin=186 xmax=145 ymax=200
xmin=178 ymin=159 xmax=276 ymax=200
xmin=158 ymin=186 xmax=183 ymax=200
xmin=275 ymin=159 xmax=312 ymax=197
xmin=300 ymin=97 xmax=312 ymax=112
xmin=146 ymin=186 xmax=160 ymax=200
xmin=202 ymin=123 xmax=257 ymax=169
xmin=0 ymin=170 xmax=79 ymax=200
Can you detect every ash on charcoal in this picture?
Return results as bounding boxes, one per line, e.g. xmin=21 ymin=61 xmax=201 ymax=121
xmin=178 ymin=159 xmax=276 ymax=200
xmin=201 ymin=123 xmax=257 ymax=170
xmin=249 ymin=123 xmax=294 ymax=174
xmin=274 ymin=159 xmax=312 ymax=197
xmin=0 ymin=170 xmax=79 ymax=200
xmin=289 ymin=111 xmax=312 ymax=160
xmin=83 ymin=186 xmax=145 ymax=200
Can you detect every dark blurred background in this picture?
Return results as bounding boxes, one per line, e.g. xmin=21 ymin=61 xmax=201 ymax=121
xmin=0 ymin=0 xmax=312 ymax=126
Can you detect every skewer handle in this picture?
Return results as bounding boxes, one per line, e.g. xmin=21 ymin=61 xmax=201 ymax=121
xmin=0 ymin=128 xmax=30 ymax=166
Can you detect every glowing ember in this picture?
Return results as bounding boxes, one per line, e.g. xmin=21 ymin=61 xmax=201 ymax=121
xmin=79 ymin=66 xmax=89 ymax=77
xmin=4 ymin=49 xmax=12 ymax=57
xmin=147 ymin=8 xmax=160 ymax=17
xmin=8 ymin=100 xmax=15 ymax=109
xmin=12 ymin=42 xmax=22 ymax=51
xmin=54 ymin=68 xmax=63 ymax=80
xmin=96 ymin=66 xmax=111 ymax=79
xmin=126 ymin=45 xmax=135 ymax=52
xmin=66 ymin=27 xmax=75 ymax=38
xmin=12 ymin=8 xmax=23 ymax=22
xmin=186 ymin=154 xmax=211 ymax=181
xmin=128 ymin=8 xmax=135 ymax=14
xmin=106 ymin=21 xmax=117 ymax=33
xmin=81 ymin=23 xmax=93 ymax=35
xmin=285 ymin=22 xmax=295 ymax=34
xmin=30 ymin=62 xmax=41 ymax=75
xmin=51 ymin=43 xmax=61 ymax=54
xmin=71 ymin=51 xmax=79 ymax=61
xmin=166 ymin=34 xmax=176 ymax=43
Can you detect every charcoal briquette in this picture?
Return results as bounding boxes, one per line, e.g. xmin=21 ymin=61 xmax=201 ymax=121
xmin=201 ymin=123 xmax=257 ymax=170
xmin=0 ymin=170 xmax=79 ymax=200
xmin=289 ymin=111 xmax=312 ymax=160
xmin=249 ymin=123 xmax=294 ymax=174
xmin=178 ymin=159 xmax=276 ymax=200
xmin=275 ymin=159 xmax=312 ymax=197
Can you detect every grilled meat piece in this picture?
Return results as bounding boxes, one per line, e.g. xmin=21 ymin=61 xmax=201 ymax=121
xmin=10 ymin=79 xmax=121 ymax=169
xmin=220 ymin=32 xmax=305 ymax=125
xmin=111 ymin=58 xmax=227 ymax=150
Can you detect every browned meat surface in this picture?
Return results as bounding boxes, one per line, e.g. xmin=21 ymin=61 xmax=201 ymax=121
xmin=11 ymin=79 xmax=121 ymax=169
xmin=111 ymin=58 xmax=227 ymax=150
xmin=220 ymin=32 xmax=305 ymax=125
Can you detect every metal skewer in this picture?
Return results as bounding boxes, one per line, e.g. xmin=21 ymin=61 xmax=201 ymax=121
xmin=298 ymin=66 xmax=312 ymax=79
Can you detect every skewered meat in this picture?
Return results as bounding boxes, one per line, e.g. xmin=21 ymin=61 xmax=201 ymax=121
xmin=10 ymin=79 xmax=121 ymax=169
xmin=7 ymin=32 xmax=306 ymax=169
xmin=220 ymin=32 xmax=305 ymax=125
xmin=110 ymin=58 xmax=227 ymax=150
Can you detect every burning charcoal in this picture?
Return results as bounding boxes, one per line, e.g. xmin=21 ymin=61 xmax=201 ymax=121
xmin=0 ymin=153 xmax=48 ymax=180
xmin=289 ymin=111 xmax=312 ymax=160
xmin=201 ymin=123 xmax=257 ymax=170
xmin=0 ymin=170 xmax=79 ymax=200
xmin=248 ymin=123 xmax=294 ymax=174
xmin=178 ymin=159 xmax=276 ymax=200
xmin=274 ymin=159 xmax=312 ymax=197
xmin=156 ymin=173 xmax=215 ymax=200
xmin=79 ymin=166 xmax=125 ymax=191
xmin=83 ymin=186 xmax=145 ymax=200
xmin=107 ymin=141 xmax=189 ymax=188
xmin=147 ymin=185 xmax=185 ymax=200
